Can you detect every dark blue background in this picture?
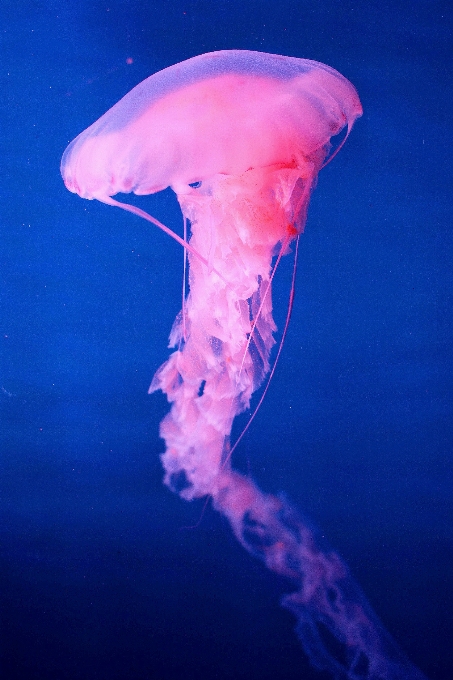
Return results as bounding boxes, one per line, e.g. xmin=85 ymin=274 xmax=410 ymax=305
xmin=1 ymin=2 xmax=451 ymax=679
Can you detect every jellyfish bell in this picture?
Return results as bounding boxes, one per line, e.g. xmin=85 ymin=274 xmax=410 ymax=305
xmin=61 ymin=50 xmax=362 ymax=202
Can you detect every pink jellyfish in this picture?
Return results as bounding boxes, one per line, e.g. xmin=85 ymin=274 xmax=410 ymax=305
xmin=61 ymin=51 xmax=427 ymax=680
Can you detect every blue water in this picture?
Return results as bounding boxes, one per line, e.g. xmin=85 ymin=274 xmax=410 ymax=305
xmin=1 ymin=1 xmax=452 ymax=679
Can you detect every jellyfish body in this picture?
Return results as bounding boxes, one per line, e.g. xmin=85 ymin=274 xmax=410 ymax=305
xmin=62 ymin=52 xmax=428 ymax=680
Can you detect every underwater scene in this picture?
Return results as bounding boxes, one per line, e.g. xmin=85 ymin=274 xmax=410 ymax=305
xmin=1 ymin=2 xmax=452 ymax=679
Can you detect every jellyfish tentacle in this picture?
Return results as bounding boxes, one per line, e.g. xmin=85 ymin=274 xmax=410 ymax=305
xmin=212 ymin=472 xmax=429 ymax=680
xmin=95 ymin=194 xmax=228 ymax=283
xmin=229 ymin=234 xmax=300 ymax=459
xmin=152 ymin=165 xmax=430 ymax=679
xmin=181 ymin=215 xmax=188 ymax=344
xmin=237 ymin=226 xmax=292 ymax=383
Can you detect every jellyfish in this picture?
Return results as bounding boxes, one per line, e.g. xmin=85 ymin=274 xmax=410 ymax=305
xmin=61 ymin=51 xmax=428 ymax=680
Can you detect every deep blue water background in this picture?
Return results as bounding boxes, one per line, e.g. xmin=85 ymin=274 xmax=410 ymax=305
xmin=1 ymin=1 xmax=452 ymax=679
